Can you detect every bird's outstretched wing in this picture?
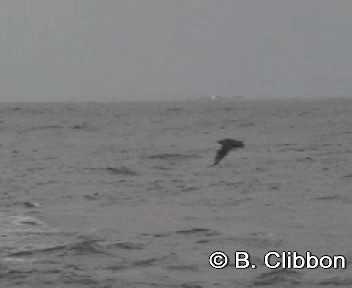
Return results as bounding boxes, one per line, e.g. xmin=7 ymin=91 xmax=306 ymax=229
xmin=213 ymin=146 xmax=230 ymax=166
xmin=212 ymin=138 xmax=244 ymax=166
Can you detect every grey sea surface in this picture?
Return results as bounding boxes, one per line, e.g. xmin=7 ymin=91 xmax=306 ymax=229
xmin=1 ymin=98 xmax=352 ymax=287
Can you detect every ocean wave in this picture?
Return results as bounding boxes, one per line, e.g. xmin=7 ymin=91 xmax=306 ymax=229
xmin=252 ymin=269 xmax=302 ymax=286
xmin=147 ymin=153 xmax=200 ymax=160
xmin=18 ymin=125 xmax=63 ymax=134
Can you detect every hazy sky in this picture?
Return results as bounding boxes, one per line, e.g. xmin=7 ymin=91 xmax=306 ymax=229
xmin=1 ymin=0 xmax=351 ymax=101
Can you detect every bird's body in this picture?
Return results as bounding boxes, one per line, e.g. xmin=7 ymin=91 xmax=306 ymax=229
xmin=213 ymin=138 xmax=244 ymax=166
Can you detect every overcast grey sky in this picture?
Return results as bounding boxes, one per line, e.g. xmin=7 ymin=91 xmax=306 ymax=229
xmin=0 ymin=0 xmax=351 ymax=101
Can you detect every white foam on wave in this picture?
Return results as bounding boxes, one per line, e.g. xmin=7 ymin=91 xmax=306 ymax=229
xmin=0 ymin=212 xmax=62 ymax=259
xmin=0 ymin=214 xmax=57 ymax=234
xmin=1 ymin=257 xmax=35 ymax=263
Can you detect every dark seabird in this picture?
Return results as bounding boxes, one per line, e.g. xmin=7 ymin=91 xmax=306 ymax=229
xmin=212 ymin=138 xmax=244 ymax=166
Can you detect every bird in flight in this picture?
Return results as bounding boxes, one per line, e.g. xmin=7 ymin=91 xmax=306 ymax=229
xmin=212 ymin=138 xmax=244 ymax=166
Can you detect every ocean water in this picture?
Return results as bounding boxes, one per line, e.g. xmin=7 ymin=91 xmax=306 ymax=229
xmin=0 ymin=98 xmax=352 ymax=287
